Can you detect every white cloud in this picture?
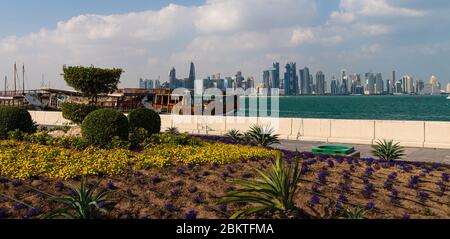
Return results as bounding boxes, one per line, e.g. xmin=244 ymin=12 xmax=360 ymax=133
xmin=0 ymin=0 xmax=444 ymax=89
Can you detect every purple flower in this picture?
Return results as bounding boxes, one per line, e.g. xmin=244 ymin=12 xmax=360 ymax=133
xmin=335 ymin=203 xmax=343 ymax=210
xmin=0 ymin=177 xmax=8 ymax=183
xmin=221 ymin=172 xmax=229 ymax=178
xmin=227 ymin=166 xmax=234 ymax=173
xmin=68 ymin=189 xmax=77 ymax=196
xmin=389 ymin=189 xmax=400 ymax=205
xmin=349 ymin=165 xmax=356 ymax=173
xmin=338 ymin=194 xmax=348 ymax=203
xmin=366 ymin=201 xmax=375 ymax=210
xmin=365 ymin=158 xmax=374 ymax=166
xmin=312 ymin=184 xmax=320 ymax=193
xmin=97 ymin=202 xmax=109 ymax=208
xmin=417 ymin=192 xmax=430 ymax=202
xmin=219 ymin=204 xmax=228 ymax=212
xmin=11 ymin=180 xmax=22 ymax=187
xmin=151 ymin=176 xmax=162 ymax=184
xmin=310 ymin=195 xmax=320 ymax=205
xmin=388 ymin=173 xmax=398 ymax=181
xmin=307 ymin=159 xmax=317 ymax=165
xmin=335 ymin=156 xmax=344 ymax=164
xmin=13 ymin=204 xmax=26 ymax=211
xmin=25 ymin=208 xmax=42 ymax=218
xmin=185 ymin=210 xmax=198 ymax=220
xmin=107 ymin=181 xmax=118 ymax=190
xmin=188 ymin=164 xmax=195 ymax=170
xmin=242 ymin=173 xmax=252 ymax=179
xmin=403 ymin=165 xmax=413 ymax=172
xmin=442 ymin=173 xmax=449 ymax=182
xmin=327 ymin=160 xmax=335 ymax=168
xmin=301 ymin=164 xmax=309 ymax=175
xmin=318 ymin=170 xmax=329 ymax=184
xmin=134 ymin=172 xmax=144 ymax=177
xmin=437 ymin=181 xmax=446 ymax=194
xmin=346 ymin=158 xmax=354 ymax=165
xmin=176 ymin=166 xmax=185 ymax=175
xmin=55 ymin=181 xmax=65 ymax=190
xmin=193 ymin=195 xmax=203 ymax=204
xmin=0 ymin=209 xmax=7 ymax=219
xmin=402 ymin=213 xmax=410 ymax=219
xmin=339 ymin=183 xmax=352 ymax=193
xmin=188 ymin=186 xmax=198 ymax=193
xmin=363 ymin=183 xmax=374 ymax=197
xmin=407 ymin=176 xmax=420 ymax=189
xmin=140 ymin=215 xmax=150 ymax=220
xmin=164 ymin=202 xmax=175 ymax=212
xmin=343 ymin=172 xmax=351 ymax=180
xmin=364 ymin=167 xmax=374 ymax=176
xmin=170 ymin=189 xmax=181 ymax=197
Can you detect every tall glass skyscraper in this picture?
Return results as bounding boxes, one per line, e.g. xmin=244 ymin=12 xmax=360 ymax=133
xmin=315 ymin=71 xmax=326 ymax=95
xmin=284 ymin=63 xmax=298 ymax=96
xmin=299 ymin=67 xmax=311 ymax=95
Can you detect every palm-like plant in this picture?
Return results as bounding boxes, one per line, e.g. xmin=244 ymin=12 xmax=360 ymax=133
xmin=371 ymin=139 xmax=405 ymax=161
xmin=224 ymin=129 xmax=244 ymax=142
xmin=246 ymin=125 xmax=280 ymax=147
xmin=338 ymin=207 xmax=369 ymax=219
xmin=165 ymin=127 xmax=180 ymax=135
xmin=45 ymin=178 xmax=113 ymax=219
xmin=221 ymin=153 xmax=301 ymax=219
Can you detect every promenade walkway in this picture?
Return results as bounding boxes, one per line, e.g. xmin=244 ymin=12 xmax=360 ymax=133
xmin=275 ymin=140 xmax=450 ymax=165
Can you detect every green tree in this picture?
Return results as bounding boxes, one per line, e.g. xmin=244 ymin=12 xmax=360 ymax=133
xmin=63 ymin=65 xmax=123 ymax=103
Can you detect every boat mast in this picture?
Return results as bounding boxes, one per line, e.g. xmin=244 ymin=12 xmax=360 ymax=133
xmin=4 ymin=76 xmax=7 ymax=92
xmin=13 ymin=63 xmax=17 ymax=94
xmin=22 ymin=64 xmax=25 ymax=94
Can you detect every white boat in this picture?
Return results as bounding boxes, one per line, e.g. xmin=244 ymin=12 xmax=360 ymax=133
xmin=447 ymin=96 xmax=450 ymax=100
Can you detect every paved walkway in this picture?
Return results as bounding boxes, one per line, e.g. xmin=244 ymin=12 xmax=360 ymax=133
xmin=275 ymin=140 xmax=450 ymax=165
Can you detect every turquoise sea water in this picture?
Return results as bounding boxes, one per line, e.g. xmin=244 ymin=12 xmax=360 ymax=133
xmin=240 ymin=95 xmax=450 ymax=121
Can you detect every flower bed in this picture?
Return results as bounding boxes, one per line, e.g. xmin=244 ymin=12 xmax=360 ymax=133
xmin=0 ymin=139 xmax=277 ymax=180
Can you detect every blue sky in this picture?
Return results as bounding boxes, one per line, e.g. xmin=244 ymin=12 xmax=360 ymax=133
xmin=0 ymin=0 xmax=449 ymax=90
xmin=0 ymin=0 xmax=204 ymax=37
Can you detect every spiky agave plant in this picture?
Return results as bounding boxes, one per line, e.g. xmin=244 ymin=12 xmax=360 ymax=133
xmin=165 ymin=127 xmax=180 ymax=135
xmin=45 ymin=178 xmax=113 ymax=219
xmin=338 ymin=207 xmax=370 ymax=219
xmin=371 ymin=139 xmax=405 ymax=161
xmin=224 ymin=129 xmax=244 ymax=142
xmin=246 ymin=125 xmax=280 ymax=147
xmin=221 ymin=153 xmax=301 ymax=219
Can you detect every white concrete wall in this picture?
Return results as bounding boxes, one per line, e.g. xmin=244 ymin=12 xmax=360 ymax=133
xmin=28 ymin=111 xmax=450 ymax=149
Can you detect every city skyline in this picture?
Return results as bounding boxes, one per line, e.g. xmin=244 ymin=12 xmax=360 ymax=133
xmin=139 ymin=61 xmax=448 ymax=96
xmin=1 ymin=0 xmax=450 ymax=90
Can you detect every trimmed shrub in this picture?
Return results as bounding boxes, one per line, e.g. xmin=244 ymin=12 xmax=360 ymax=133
xmin=61 ymin=102 xmax=101 ymax=124
xmin=128 ymin=108 xmax=161 ymax=135
xmin=0 ymin=107 xmax=36 ymax=138
xmin=81 ymin=109 xmax=129 ymax=147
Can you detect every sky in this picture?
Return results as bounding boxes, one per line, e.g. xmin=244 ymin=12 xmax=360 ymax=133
xmin=0 ymin=0 xmax=449 ymax=90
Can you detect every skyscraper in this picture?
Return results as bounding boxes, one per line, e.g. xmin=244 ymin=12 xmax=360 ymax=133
xmin=187 ymin=62 xmax=196 ymax=90
xmin=272 ymin=62 xmax=280 ymax=89
xmin=263 ymin=70 xmax=271 ymax=88
xmin=375 ymin=73 xmax=383 ymax=94
xmin=299 ymin=67 xmax=311 ymax=95
xmin=284 ymin=63 xmax=298 ymax=96
xmin=365 ymin=72 xmax=376 ymax=95
xmin=169 ymin=67 xmax=177 ymax=89
xmin=235 ymin=71 xmax=244 ymax=89
xmin=315 ymin=71 xmax=326 ymax=95
xmin=330 ymin=76 xmax=338 ymax=95
xmin=340 ymin=69 xmax=349 ymax=95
